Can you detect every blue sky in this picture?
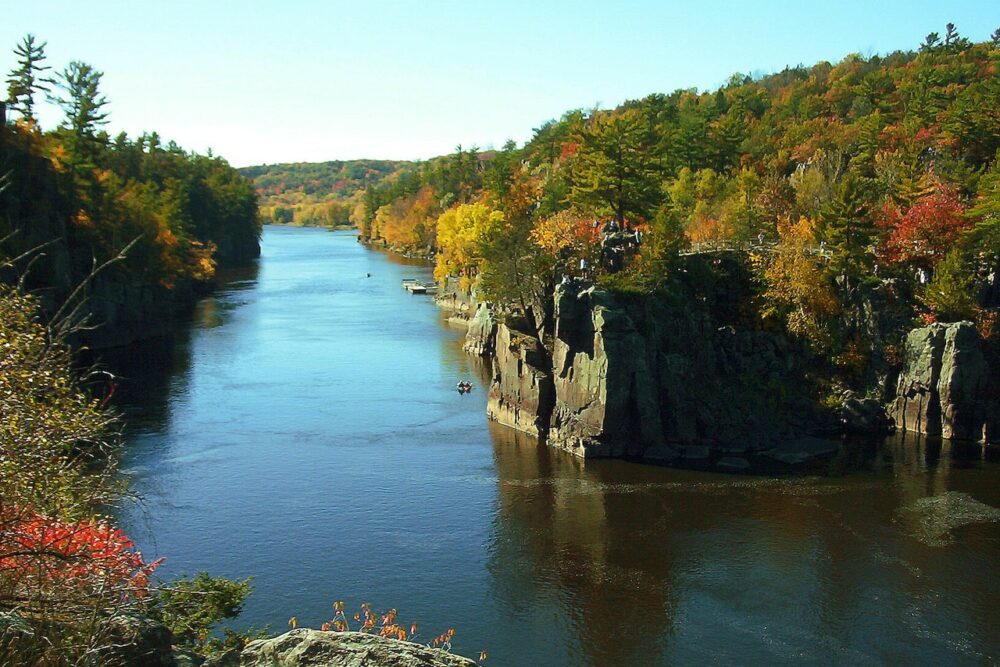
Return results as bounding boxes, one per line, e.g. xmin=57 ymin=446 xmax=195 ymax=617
xmin=3 ymin=1 xmax=998 ymax=167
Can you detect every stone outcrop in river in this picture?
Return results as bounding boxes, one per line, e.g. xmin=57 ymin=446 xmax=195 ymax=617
xmin=468 ymin=277 xmax=848 ymax=469
xmin=548 ymin=285 xmax=665 ymax=458
xmin=457 ymin=261 xmax=998 ymax=468
xmin=463 ymin=303 xmax=497 ymax=356
xmin=890 ymin=321 xmax=996 ymax=441
xmin=544 ymin=282 xmax=832 ymax=464
xmin=486 ymin=323 xmax=553 ymax=439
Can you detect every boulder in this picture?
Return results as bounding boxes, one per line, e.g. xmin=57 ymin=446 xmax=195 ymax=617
xmin=759 ymin=436 xmax=839 ymax=465
xmin=241 ymin=629 xmax=477 ymax=667
xmin=716 ymin=457 xmax=751 ymax=472
xmin=102 ymin=614 xmax=176 ymax=667
xmin=202 ymin=648 xmax=241 ymax=667
xmin=837 ymin=392 xmax=894 ymax=435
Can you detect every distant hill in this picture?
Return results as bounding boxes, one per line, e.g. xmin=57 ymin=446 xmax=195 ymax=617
xmin=240 ymin=159 xmax=416 ymax=226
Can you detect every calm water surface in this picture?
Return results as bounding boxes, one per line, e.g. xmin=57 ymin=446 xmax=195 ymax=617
xmin=112 ymin=226 xmax=1000 ymax=666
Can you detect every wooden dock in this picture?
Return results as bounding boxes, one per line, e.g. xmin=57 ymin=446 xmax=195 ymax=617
xmin=402 ymin=278 xmax=438 ymax=295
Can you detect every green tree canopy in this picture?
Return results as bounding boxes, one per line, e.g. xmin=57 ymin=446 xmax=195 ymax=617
xmin=53 ymin=60 xmax=109 ymax=167
xmin=569 ymin=109 xmax=660 ymax=225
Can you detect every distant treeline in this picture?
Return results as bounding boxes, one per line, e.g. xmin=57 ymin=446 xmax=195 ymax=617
xmin=241 ymin=159 xmax=414 ymax=226
xmin=1 ymin=34 xmax=261 ymax=342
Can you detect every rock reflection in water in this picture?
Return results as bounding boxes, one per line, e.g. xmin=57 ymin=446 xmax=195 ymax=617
xmin=487 ymin=423 xmax=1000 ymax=665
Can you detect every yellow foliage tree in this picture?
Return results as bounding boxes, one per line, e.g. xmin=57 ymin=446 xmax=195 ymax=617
xmin=759 ymin=216 xmax=839 ymax=351
xmin=433 ymin=203 xmax=504 ymax=286
xmin=530 ymin=209 xmax=600 ymax=273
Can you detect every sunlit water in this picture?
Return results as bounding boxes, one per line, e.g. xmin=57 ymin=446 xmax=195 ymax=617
xmin=110 ymin=226 xmax=1000 ymax=666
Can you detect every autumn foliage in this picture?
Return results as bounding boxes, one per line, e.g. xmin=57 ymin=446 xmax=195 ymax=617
xmin=881 ymin=184 xmax=972 ymax=267
xmin=0 ymin=286 xmax=159 ymax=663
xmin=0 ymin=507 xmax=162 ymax=595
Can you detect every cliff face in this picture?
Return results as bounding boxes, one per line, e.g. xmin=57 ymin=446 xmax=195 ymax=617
xmin=463 ymin=303 xmax=496 ymax=356
xmin=473 ymin=280 xmax=847 ymax=469
xmin=485 ymin=323 xmax=553 ymax=439
xmin=548 ymin=284 xmax=829 ymax=461
xmin=473 ymin=286 xmax=999 ymax=465
xmin=890 ymin=321 xmax=996 ymax=441
xmin=548 ymin=286 xmax=665 ymax=458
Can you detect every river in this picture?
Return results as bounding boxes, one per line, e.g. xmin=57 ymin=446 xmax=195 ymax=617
xmin=111 ymin=225 xmax=1000 ymax=666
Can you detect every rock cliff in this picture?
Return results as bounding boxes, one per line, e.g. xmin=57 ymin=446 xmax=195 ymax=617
xmin=463 ymin=303 xmax=497 ymax=356
xmin=475 ymin=280 xmax=846 ymax=469
xmin=890 ymin=321 xmax=995 ymax=441
xmin=486 ymin=323 xmax=553 ymax=439
xmin=462 ymin=271 xmax=997 ymax=468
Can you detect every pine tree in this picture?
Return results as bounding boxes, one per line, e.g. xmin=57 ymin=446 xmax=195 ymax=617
xmin=54 ymin=60 xmax=109 ymax=167
xmin=922 ymin=248 xmax=976 ymax=321
xmin=820 ymin=175 xmax=877 ymax=283
xmin=569 ymin=110 xmax=660 ymax=225
xmin=5 ymin=34 xmax=54 ymax=122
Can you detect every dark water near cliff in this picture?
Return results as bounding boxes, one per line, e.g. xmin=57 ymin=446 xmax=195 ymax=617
xmin=111 ymin=226 xmax=1000 ymax=666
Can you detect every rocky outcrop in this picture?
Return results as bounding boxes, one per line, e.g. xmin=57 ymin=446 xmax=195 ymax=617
xmin=836 ymin=391 xmax=894 ymax=435
xmin=482 ymin=280 xmax=834 ymax=468
xmin=241 ymin=630 xmax=477 ymax=667
xmin=435 ymin=277 xmax=475 ymax=319
xmin=463 ymin=303 xmax=496 ymax=356
xmin=548 ymin=286 xmax=667 ymax=458
xmin=486 ymin=323 xmax=553 ymax=438
xmin=890 ymin=322 xmax=991 ymax=441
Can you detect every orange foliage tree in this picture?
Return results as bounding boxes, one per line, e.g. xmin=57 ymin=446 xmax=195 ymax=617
xmin=530 ymin=209 xmax=600 ymax=274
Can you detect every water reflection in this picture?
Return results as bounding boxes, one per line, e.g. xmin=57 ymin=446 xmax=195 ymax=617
xmin=487 ymin=422 xmax=1000 ymax=665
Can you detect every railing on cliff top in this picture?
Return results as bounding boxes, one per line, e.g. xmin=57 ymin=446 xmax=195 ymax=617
xmin=681 ymin=239 xmax=833 ymax=259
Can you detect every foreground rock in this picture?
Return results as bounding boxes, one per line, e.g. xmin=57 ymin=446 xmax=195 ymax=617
xmin=890 ymin=322 xmax=992 ymax=441
xmin=241 ymin=630 xmax=477 ymax=667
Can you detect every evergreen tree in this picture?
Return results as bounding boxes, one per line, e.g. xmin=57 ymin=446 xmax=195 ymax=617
xmin=569 ymin=110 xmax=660 ymax=224
xmin=921 ymin=248 xmax=977 ymax=321
xmin=5 ymin=34 xmax=53 ymax=122
xmin=943 ymin=23 xmax=970 ymax=52
xmin=920 ymin=32 xmax=941 ymax=53
xmin=820 ymin=175 xmax=877 ymax=283
xmin=54 ymin=60 xmax=109 ymax=166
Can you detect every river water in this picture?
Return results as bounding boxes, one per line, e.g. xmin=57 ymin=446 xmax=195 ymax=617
xmin=111 ymin=225 xmax=1000 ymax=666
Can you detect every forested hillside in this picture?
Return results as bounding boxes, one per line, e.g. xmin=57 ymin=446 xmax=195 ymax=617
xmin=357 ymin=24 xmax=1000 ymax=397
xmin=1 ymin=35 xmax=261 ymax=346
xmin=241 ymin=159 xmax=414 ymax=226
xmin=360 ymin=25 xmax=1000 ymax=358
